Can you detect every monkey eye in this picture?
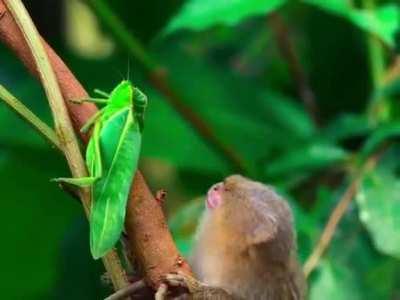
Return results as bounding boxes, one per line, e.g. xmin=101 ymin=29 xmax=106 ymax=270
xmin=221 ymin=181 xmax=232 ymax=192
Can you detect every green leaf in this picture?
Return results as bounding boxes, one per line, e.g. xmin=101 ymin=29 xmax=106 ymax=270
xmin=146 ymin=46 xmax=315 ymax=174
xmin=260 ymin=91 xmax=316 ymax=140
xmin=165 ymin=0 xmax=287 ymax=33
xmin=265 ymin=142 xmax=349 ymax=177
xmin=350 ymin=5 xmax=400 ymax=47
xmin=310 ymin=261 xmax=362 ymax=300
xmin=356 ymin=162 xmax=400 ymax=259
xmin=304 ymin=1 xmax=400 ymax=47
xmin=360 ymin=122 xmax=400 ymax=159
xmin=322 ymin=114 xmax=371 ymax=142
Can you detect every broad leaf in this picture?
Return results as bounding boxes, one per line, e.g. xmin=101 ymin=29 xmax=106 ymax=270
xmin=322 ymin=114 xmax=370 ymax=142
xmin=360 ymin=122 xmax=400 ymax=159
xmin=265 ymin=142 xmax=348 ymax=177
xmin=143 ymin=47 xmax=314 ymax=173
xmin=165 ymin=0 xmax=287 ymax=33
xmin=304 ymin=0 xmax=400 ymax=47
xmin=310 ymin=261 xmax=362 ymax=300
xmin=260 ymin=91 xmax=316 ymax=140
xmin=356 ymin=156 xmax=400 ymax=259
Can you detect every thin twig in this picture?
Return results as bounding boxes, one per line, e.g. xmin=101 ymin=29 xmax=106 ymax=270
xmin=268 ymin=13 xmax=319 ymax=125
xmin=363 ymin=0 xmax=387 ymax=122
xmin=4 ymin=0 xmax=130 ymax=291
xmin=303 ymin=147 xmax=386 ymax=278
xmin=0 ymin=84 xmax=61 ymax=149
xmin=104 ymin=280 xmax=146 ymax=300
xmin=86 ymin=0 xmax=248 ymax=174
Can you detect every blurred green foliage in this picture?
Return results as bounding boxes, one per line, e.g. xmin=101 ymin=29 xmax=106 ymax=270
xmin=0 ymin=0 xmax=400 ymax=299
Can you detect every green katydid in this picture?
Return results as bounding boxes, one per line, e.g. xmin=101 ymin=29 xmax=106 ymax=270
xmin=54 ymin=80 xmax=147 ymax=259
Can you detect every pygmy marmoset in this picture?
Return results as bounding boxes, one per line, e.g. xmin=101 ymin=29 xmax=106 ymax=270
xmin=165 ymin=175 xmax=306 ymax=299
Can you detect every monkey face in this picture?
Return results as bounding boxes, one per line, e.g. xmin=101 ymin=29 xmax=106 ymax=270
xmin=206 ymin=175 xmax=255 ymax=210
xmin=206 ymin=175 xmax=251 ymax=210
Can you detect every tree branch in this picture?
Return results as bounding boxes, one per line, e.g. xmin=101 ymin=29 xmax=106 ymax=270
xmin=0 ymin=0 xmax=192 ymax=292
xmin=268 ymin=13 xmax=319 ymax=125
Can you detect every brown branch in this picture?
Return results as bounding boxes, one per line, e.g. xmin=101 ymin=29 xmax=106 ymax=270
xmin=303 ymin=147 xmax=386 ymax=278
xmin=268 ymin=13 xmax=319 ymax=125
xmin=0 ymin=0 xmax=192 ymax=292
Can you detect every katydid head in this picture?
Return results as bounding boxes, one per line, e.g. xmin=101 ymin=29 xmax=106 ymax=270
xmin=132 ymin=87 xmax=147 ymax=132
xmin=132 ymin=87 xmax=147 ymax=111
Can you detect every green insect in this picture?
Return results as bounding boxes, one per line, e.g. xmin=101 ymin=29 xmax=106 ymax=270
xmin=55 ymin=80 xmax=147 ymax=259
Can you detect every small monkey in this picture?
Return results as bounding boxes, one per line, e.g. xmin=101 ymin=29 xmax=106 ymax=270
xmin=163 ymin=175 xmax=306 ymax=300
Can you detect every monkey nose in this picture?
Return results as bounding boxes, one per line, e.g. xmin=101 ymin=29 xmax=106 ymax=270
xmin=207 ymin=183 xmax=223 ymax=209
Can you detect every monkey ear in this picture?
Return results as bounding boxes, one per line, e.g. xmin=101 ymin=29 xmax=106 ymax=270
xmin=246 ymin=214 xmax=278 ymax=245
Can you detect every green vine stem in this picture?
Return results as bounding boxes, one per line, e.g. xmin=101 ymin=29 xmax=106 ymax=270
xmin=0 ymin=84 xmax=61 ymax=149
xmin=363 ymin=0 xmax=388 ymax=123
xmin=4 ymin=0 xmax=129 ymax=291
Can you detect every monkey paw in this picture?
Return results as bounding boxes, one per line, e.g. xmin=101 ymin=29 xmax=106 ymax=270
xmin=155 ymin=272 xmax=202 ymax=300
xmin=165 ymin=271 xmax=203 ymax=293
xmin=157 ymin=271 xmax=232 ymax=299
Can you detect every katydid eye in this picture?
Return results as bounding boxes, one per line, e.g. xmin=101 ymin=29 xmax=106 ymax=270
xmin=133 ymin=88 xmax=147 ymax=109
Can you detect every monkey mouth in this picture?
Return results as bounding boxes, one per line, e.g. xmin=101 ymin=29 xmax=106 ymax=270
xmin=206 ymin=182 xmax=223 ymax=209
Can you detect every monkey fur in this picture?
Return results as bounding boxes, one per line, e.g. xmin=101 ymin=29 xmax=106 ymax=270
xmin=171 ymin=175 xmax=306 ymax=300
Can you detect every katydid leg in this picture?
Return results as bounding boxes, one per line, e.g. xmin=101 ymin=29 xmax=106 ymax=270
xmin=52 ymin=176 xmax=98 ymax=187
xmin=70 ymin=97 xmax=109 ymax=105
xmin=94 ymin=89 xmax=110 ymax=98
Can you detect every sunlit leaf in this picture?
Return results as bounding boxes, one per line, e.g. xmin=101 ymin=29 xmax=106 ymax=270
xmin=360 ymin=122 xmax=400 ymax=159
xmin=165 ymin=0 xmax=287 ymax=33
xmin=265 ymin=142 xmax=348 ymax=177
xmin=356 ymin=160 xmax=400 ymax=259
xmin=322 ymin=114 xmax=371 ymax=142
xmin=350 ymin=5 xmax=400 ymax=47
xmin=304 ymin=0 xmax=400 ymax=47
xmin=310 ymin=261 xmax=362 ymax=300
xmin=260 ymin=91 xmax=316 ymax=140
